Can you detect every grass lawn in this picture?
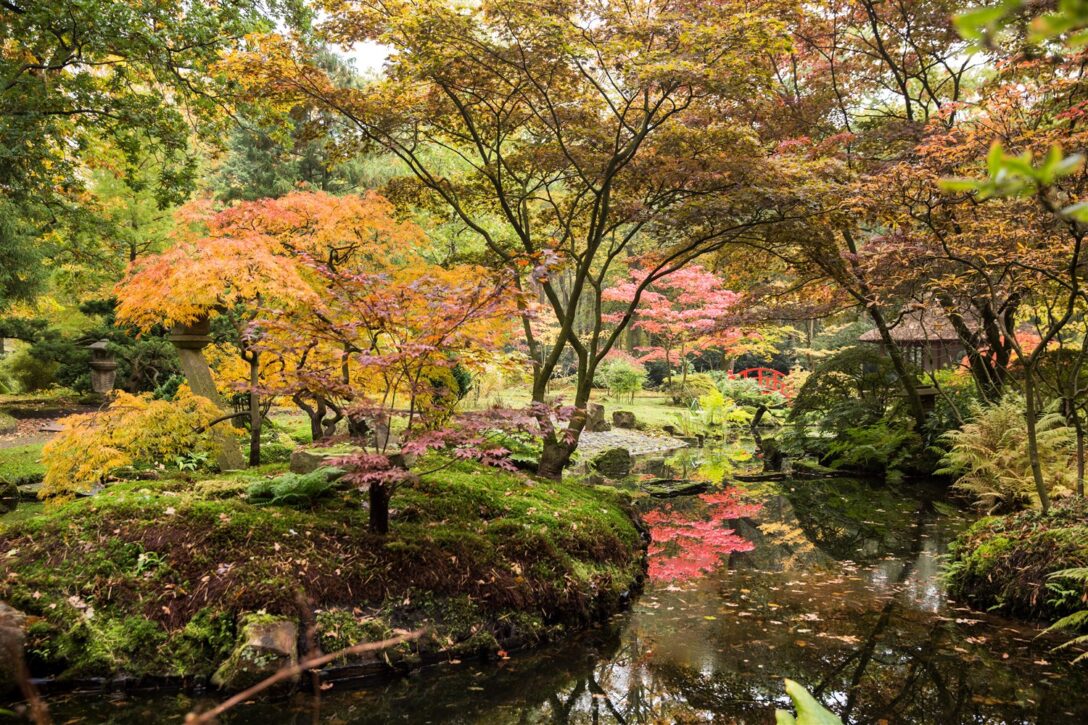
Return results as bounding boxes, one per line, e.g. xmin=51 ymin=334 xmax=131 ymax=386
xmin=463 ymin=386 xmax=688 ymax=433
xmin=267 ymin=407 xmax=313 ymax=444
xmin=0 ymin=441 xmax=45 ymax=483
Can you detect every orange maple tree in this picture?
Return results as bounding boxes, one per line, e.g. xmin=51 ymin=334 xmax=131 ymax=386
xmin=115 ymin=190 xmax=432 ymax=464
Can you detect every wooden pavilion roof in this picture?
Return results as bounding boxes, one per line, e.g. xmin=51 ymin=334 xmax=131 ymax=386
xmin=858 ymin=308 xmax=965 ymax=344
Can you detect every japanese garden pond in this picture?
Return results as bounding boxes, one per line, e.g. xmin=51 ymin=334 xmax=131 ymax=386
xmin=27 ymin=445 xmax=1088 ymax=723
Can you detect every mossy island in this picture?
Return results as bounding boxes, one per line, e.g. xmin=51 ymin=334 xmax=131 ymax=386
xmin=0 ymin=459 xmax=645 ymax=691
xmin=945 ymin=499 xmax=1088 ymax=625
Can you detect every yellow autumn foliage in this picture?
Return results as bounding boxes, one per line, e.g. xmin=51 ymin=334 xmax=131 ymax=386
xmin=41 ymin=388 xmax=224 ymax=500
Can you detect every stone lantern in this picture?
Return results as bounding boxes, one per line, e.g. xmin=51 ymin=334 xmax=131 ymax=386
xmin=87 ymin=339 xmax=118 ymax=394
xmin=167 ymin=317 xmax=213 ymax=352
xmin=166 ymin=316 xmax=246 ymax=471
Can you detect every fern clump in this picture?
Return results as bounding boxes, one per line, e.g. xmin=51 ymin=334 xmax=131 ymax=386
xmin=246 ymin=467 xmax=344 ymax=507
xmin=1045 ymin=568 xmax=1088 ymax=663
xmin=938 ymin=395 xmax=1075 ymax=512
xmin=40 ymin=388 xmax=225 ymax=499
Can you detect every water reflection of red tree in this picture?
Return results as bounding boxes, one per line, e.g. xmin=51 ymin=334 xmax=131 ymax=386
xmin=644 ymin=490 xmax=761 ymax=581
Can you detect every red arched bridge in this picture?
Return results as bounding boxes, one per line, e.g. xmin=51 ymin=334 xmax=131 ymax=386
xmin=727 ymin=367 xmax=790 ymax=397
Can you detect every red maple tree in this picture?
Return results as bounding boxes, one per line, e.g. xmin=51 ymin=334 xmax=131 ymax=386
xmin=603 ymin=265 xmax=740 ymax=398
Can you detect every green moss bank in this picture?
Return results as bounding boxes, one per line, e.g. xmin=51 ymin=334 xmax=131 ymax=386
xmin=0 ymin=443 xmax=45 ymax=486
xmin=945 ymin=499 xmax=1088 ymax=622
xmin=0 ymin=459 xmax=645 ymax=689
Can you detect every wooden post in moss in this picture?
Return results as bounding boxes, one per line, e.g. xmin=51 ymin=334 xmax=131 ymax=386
xmin=168 ymin=317 xmax=246 ymax=471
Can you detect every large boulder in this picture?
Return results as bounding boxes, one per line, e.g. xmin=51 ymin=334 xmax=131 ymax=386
xmin=290 ymin=447 xmax=358 ymax=475
xmin=0 ymin=602 xmax=27 ymax=693
xmin=612 ymin=410 xmax=637 ymax=429
xmin=585 ymin=403 xmax=611 ymax=432
xmin=590 ymin=447 xmax=632 ymax=479
xmin=211 ymin=614 xmax=299 ymax=691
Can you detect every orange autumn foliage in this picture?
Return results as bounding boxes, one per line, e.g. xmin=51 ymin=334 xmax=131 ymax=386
xmin=115 ymin=190 xmax=425 ymax=331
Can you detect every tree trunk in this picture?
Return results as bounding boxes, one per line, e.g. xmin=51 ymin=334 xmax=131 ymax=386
xmin=247 ymin=352 xmax=262 ymax=467
xmin=369 ymin=483 xmax=390 ymax=534
xmin=1023 ymin=369 xmax=1051 ymax=513
xmin=536 ymin=391 xmax=590 ymax=480
xmin=866 ymin=304 xmax=927 ymax=430
xmin=175 ymin=346 xmax=246 ymax=471
xmin=838 ymin=228 xmax=926 ymax=429
xmin=1076 ymin=415 xmax=1085 ymax=499
xmin=292 ymin=393 xmax=329 ymax=443
xmin=678 ymin=341 xmax=688 ymax=402
xmin=538 ymin=438 xmax=574 ymax=480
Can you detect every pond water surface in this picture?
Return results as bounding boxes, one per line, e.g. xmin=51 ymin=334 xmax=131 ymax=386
xmin=30 ymin=447 xmax=1088 ymax=723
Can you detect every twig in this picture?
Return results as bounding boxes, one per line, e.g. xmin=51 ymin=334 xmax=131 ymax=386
xmin=193 ymin=411 xmax=251 ymax=433
xmin=12 ymin=651 xmax=50 ymax=725
xmin=184 ymin=629 xmax=425 ymax=724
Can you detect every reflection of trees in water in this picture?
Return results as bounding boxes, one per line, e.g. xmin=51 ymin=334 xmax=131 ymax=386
xmin=602 ymin=499 xmax=1084 ymax=724
xmin=319 ymin=492 xmax=1086 ymax=724
xmin=781 ymin=478 xmax=923 ymax=563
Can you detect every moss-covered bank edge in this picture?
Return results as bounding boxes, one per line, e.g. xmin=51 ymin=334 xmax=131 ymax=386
xmin=944 ymin=498 xmax=1088 ymax=624
xmin=0 ymin=459 xmax=648 ymax=695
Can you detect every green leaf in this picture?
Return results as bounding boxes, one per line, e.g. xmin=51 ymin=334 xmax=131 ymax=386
xmin=954 ymin=1 xmax=1022 ymax=42
xmin=938 ymin=178 xmax=982 ymax=193
xmin=1038 ymin=145 xmax=1066 ymax=184
xmin=777 ymin=679 xmax=844 ymax=725
xmin=1053 ymin=152 xmax=1085 ymax=178
xmin=998 ymin=151 xmax=1037 ymax=179
xmin=986 ymin=141 xmax=1006 ymax=176
xmin=1061 ymin=201 xmax=1088 ymax=221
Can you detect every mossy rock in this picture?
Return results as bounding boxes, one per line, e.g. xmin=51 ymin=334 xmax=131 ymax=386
xmin=0 ymin=478 xmax=17 ymax=514
xmin=192 ymin=479 xmax=251 ymax=500
xmin=289 ymin=446 xmax=360 ymax=474
xmin=0 ymin=444 xmax=45 ymax=487
xmin=590 ymin=447 xmax=632 ymax=479
xmin=1 ymin=602 xmax=27 ymax=693
xmin=211 ymin=614 xmax=298 ymax=690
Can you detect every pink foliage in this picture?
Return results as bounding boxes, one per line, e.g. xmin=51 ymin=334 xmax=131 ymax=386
xmin=332 ymin=406 xmax=561 ymax=491
xmin=644 ymin=488 xmax=762 ymax=582
xmin=602 ymin=265 xmax=741 ymax=365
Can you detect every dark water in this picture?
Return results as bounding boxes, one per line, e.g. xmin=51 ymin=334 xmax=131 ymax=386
xmin=24 ymin=447 xmax=1088 ymax=723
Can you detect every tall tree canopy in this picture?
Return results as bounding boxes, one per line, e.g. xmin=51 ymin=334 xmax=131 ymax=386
xmin=224 ymin=0 xmax=818 ymax=476
xmin=0 ymin=0 xmax=307 ymax=308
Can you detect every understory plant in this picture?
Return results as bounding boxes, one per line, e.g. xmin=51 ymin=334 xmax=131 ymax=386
xmin=40 ymin=388 xmax=225 ymax=499
xmin=824 ymin=418 xmax=922 ymax=483
xmin=600 ymin=357 xmax=647 ymax=403
xmin=698 ymin=389 xmax=754 ymax=431
xmin=247 ymin=467 xmax=344 ymax=507
xmin=785 ymin=346 xmax=923 ymax=477
xmin=1042 ymin=568 xmax=1088 ymax=663
xmin=712 ymin=374 xmax=787 ymax=410
xmin=938 ymin=395 xmax=1075 ymax=512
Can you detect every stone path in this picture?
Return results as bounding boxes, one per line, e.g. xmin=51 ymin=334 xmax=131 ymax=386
xmin=577 ymin=429 xmax=688 ymax=456
xmin=0 ymin=418 xmax=57 ymax=449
